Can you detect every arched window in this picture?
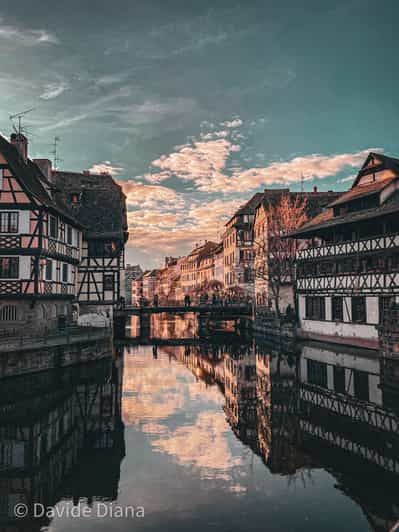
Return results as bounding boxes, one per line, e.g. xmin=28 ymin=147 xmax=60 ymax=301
xmin=0 ymin=305 xmax=17 ymax=321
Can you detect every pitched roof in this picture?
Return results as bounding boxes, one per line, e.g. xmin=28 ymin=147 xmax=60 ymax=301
xmin=260 ymin=189 xmax=341 ymax=217
xmin=290 ymin=192 xmax=399 ymax=237
xmin=352 ymin=152 xmax=399 ymax=187
xmin=235 ymin=192 xmax=264 ymax=216
xmin=53 ymin=170 xmax=128 ymax=240
xmin=328 ymin=176 xmax=396 ymax=207
xmin=0 ymin=134 xmax=80 ymax=226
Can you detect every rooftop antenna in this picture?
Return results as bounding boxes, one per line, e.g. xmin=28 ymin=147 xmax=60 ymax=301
xmin=9 ymin=108 xmax=35 ymax=135
xmin=50 ymin=136 xmax=63 ymax=169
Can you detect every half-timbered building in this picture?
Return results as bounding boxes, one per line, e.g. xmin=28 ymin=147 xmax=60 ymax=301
xmin=0 ymin=133 xmax=82 ymax=333
xmin=223 ymin=193 xmax=263 ymax=297
xmin=291 ymin=152 xmax=399 ymax=349
xmin=53 ymin=169 xmax=128 ymax=317
xmin=253 ymin=188 xmax=340 ymax=310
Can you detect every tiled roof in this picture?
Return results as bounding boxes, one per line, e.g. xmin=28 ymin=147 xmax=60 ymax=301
xmin=290 ymin=192 xmax=399 ymax=237
xmin=260 ymin=189 xmax=341 ymax=217
xmin=53 ymin=170 xmax=128 ymax=240
xmin=0 ymin=134 xmax=80 ymax=226
xmin=328 ymin=177 xmax=396 ymax=207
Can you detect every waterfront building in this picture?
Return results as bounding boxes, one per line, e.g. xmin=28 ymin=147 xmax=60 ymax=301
xmin=131 ymin=274 xmax=143 ymax=306
xmin=0 ymin=133 xmax=82 ymax=334
xmin=124 ymin=264 xmax=143 ymax=305
xmin=213 ymin=242 xmax=224 ymax=286
xmin=180 ymin=241 xmax=218 ymax=296
xmin=253 ymin=188 xmax=339 ymax=311
xmin=223 ymin=193 xmax=263 ymax=297
xmin=54 ymin=168 xmax=128 ymax=318
xmin=291 ymin=152 xmax=399 ymax=349
xmin=142 ymin=269 xmax=158 ymax=302
xmin=156 ymin=257 xmax=182 ymax=302
xmin=197 ymin=241 xmax=220 ymax=289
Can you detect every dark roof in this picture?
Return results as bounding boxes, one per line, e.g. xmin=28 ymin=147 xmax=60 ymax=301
xmin=235 ymin=192 xmax=264 ymax=216
xmin=259 ymin=189 xmax=341 ymax=218
xmin=352 ymin=152 xmax=399 ymax=187
xmin=53 ymin=170 xmax=128 ymax=241
xmin=290 ymin=191 xmax=399 ymax=237
xmin=328 ymin=177 xmax=395 ymax=207
xmin=0 ymin=134 xmax=80 ymax=226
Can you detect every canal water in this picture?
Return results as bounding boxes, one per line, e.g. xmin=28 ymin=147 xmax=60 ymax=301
xmin=1 ymin=314 xmax=399 ymax=531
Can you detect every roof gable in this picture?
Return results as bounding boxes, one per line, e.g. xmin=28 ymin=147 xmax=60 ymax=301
xmin=352 ymin=152 xmax=399 ymax=188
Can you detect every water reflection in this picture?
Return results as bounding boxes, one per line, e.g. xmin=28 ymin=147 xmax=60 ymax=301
xmin=1 ymin=315 xmax=399 ymax=531
xmin=0 ymin=355 xmax=124 ymax=531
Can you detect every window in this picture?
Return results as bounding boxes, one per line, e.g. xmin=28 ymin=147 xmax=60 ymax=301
xmin=352 ymin=296 xmax=366 ymax=323
xmin=62 ymin=263 xmax=68 ymax=283
xmin=353 ymin=370 xmax=369 ymax=402
xmin=88 ymin=240 xmax=119 ymax=258
xmin=0 ymin=305 xmax=17 ymax=321
xmin=0 ymin=169 xmax=3 ymax=189
xmin=307 ymin=359 xmax=327 ymax=388
xmin=305 ymin=296 xmax=325 ymax=320
xmin=103 ymin=274 xmax=114 ymax=291
xmin=0 ymin=212 xmax=18 ymax=233
xmin=333 ymin=366 xmax=346 ymax=394
xmin=67 ymin=226 xmax=73 ymax=245
xmin=379 ymin=296 xmax=395 ymax=325
xmin=49 ymin=216 xmax=58 ymax=238
xmin=331 ymin=296 xmax=344 ymax=322
xmin=0 ymin=257 xmax=18 ymax=278
xmin=45 ymin=259 xmax=53 ymax=281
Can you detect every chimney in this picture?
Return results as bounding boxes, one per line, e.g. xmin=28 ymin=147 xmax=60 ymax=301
xmin=34 ymin=159 xmax=53 ymax=181
xmin=10 ymin=133 xmax=28 ymax=162
xmin=313 ymin=185 xmax=318 ymax=193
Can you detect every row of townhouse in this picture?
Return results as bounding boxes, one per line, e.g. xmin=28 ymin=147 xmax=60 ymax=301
xmin=0 ymin=132 xmax=128 ymax=334
xmin=128 ymin=189 xmax=338 ymax=305
xmin=129 ymin=150 xmax=399 ymax=354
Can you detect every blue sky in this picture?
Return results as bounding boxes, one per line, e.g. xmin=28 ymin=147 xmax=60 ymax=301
xmin=0 ymin=0 xmax=398 ymax=266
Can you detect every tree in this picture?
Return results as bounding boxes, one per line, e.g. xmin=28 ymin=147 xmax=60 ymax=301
xmin=254 ymin=194 xmax=309 ymax=317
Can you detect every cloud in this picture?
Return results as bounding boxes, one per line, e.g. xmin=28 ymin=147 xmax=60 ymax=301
xmin=340 ymin=173 xmax=356 ymax=183
xmin=120 ymin=180 xmax=185 ymax=210
xmin=40 ymin=82 xmax=68 ymax=100
xmin=126 ymin=197 xmax=242 ymax=255
xmin=95 ymin=72 xmax=130 ymax=86
xmin=146 ymin=137 xmax=241 ymax=189
xmin=0 ymin=18 xmax=58 ymax=45
xmin=221 ymin=118 xmax=243 ymax=128
xmin=145 ymin=136 xmax=379 ymax=194
xmin=227 ymin=149 xmax=377 ymax=193
xmin=90 ymin=161 xmax=124 ymax=176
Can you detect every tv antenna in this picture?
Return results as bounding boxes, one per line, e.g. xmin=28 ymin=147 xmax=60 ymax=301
xmin=51 ymin=136 xmax=63 ymax=169
xmin=9 ymin=108 xmax=35 ymax=135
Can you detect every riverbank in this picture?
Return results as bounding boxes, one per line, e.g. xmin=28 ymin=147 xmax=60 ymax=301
xmin=0 ymin=326 xmax=114 ymax=378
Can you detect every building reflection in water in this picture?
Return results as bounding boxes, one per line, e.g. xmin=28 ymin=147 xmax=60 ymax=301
xmin=151 ymin=320 xmax=399 ymax=531
xmin=2 ymin=312 xmax=399 ymax=532
xmin=0 ymin=350 xmax=125 ymax=532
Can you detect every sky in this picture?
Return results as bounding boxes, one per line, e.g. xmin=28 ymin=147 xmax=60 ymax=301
xmin=0 ymin=0 xmax=398 ymax=267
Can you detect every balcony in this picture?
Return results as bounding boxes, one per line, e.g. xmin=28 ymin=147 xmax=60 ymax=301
xmin=297 ymin=233 xmax=399 ymax=261
xmin=296 ymin=272 xmax=399 ymax=293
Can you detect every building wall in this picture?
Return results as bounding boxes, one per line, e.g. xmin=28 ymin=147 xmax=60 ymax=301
xmin=298 ymin=294 xmax=380 ymax=347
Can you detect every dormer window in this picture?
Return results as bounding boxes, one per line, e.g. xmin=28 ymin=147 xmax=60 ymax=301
xmin=70 ymin=193 xmax=81 ymax=204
